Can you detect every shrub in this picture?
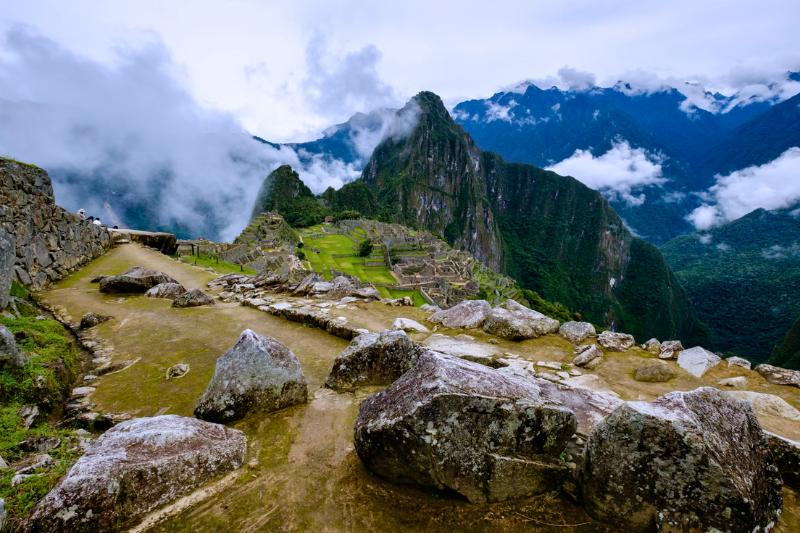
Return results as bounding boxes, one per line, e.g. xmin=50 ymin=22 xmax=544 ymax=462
xmin=358 ymin=239 xmax=374 ymax=257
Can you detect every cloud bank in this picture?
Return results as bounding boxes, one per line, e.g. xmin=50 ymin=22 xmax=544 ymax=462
xmin=547 ymin=140 xmax=666 ymax=206
xmin=687 ymin=147 xmax=800 ymax=230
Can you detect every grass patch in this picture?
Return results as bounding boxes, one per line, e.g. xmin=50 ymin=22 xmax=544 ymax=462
xmin=381 ymin=288 xmax=427 ymax=306
xmin=177 ymin=252 xmax=256 ymax=276
xmin=302 ymin=231 xmax=396 ymax=284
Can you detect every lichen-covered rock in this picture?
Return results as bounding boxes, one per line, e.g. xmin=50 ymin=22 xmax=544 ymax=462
xmin=558 ymin=321 xmax=596 ymax=343
xmin=596 ymin=331 xmax=635 ymax=351
xmin=482 ymin=300 xmax=559 ymax=340
xmin=0 ymin=230 xmax=14 ymax=309
xmin=145 ymin=282 xmax=187 ymax=299
xmin=727 ymin=390 xmax=800 ymax=421
xmin=26 ymin=415 xmax=246 ymax=532
xmin=755 ymin=363 xmax=800 ymax=387
xmin=658 ymin=339 xmax=684 ymax=360
xmin=0 ymin=324 xmax=26 ymax=368
xmin=325 ymin=330 xmax=424 ymax=391
xmin=172 ymin=288 xmax=215 ymax=308
xmin=392 ymin=317 xmax=430 ymax=334
xmin=354 ymin=351 xmax=576 ymax=503
xmin=422 ymin=333 xmax=502 ymax=366
xmin=572 ymin=344 xmax=603 ymax=367
xmin=428 ymin=300 xmax=491 ymax=329
xmin=195 ymin=330 xmax=307 ymax=422
xmin=633 ymin=362 xmax=676 ymax=382
xmin=642 ymin=338 xmax=661 ymax=355
xmin=79 ymin=312 xmax=112 ymax=329
xmin=582 ymin=387 xmax=782 ymax=532
xmin=99 ymin=267 xmax=178 ymax=293
xmin=727 ymin=356 xmax=752 ymax=370
xmin=765 ymin=431 xmax=800 ymax=491
xmin=677 ymin=346 xmax=721 ymax=377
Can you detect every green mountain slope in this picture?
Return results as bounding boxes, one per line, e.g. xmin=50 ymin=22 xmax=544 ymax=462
xmin=662 ymin=208 xmax=800 ymax=364
xmin=251 ymin=165 xmax=327 ymax=227
xmin=772 ymin=317 xmax=800 ymax=369
xmin=331 ymin=91 xmax=707 ymax=344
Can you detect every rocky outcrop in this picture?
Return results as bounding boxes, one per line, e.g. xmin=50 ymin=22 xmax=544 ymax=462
xmin=422 ymin=333 xmax=502 ymax=366
xmin=145 ymin=282 xmax=186 ymax=299
xmin=354 ymin=351 xmax=576 ymax=503
xmin=727 ymin=390 xmax=800 ymax=421
xmin=195 ymin=330 xmax=307 ymax=422
xmin=0 ymin=158 xmax=112 ymax=289
xmin=727 ymin=356 xmax=752 ymax=369
xmin=172 ymin=288 xmax=215 ymax=308
xmin=558 ymin=321 xmax=595 ymax=343
xmin=755 ymin=363 xmax=800 ymax=387
xmin=99 ymin=267 xmax=178 ymax=294
xmin=0 ymin=325 xmax=26 ymax=368
xmin=657 ymin=340 xmax=683 ymax=359
xmin=0 ymin=230 xmax=14 ymax=308
xmin=481 ymin=299 xmax=559 ymax=340
xmin=572 ymin=344 xmax=603 ymax=368
xmin=633 ymin=362 xmax=676 ymax=382
xmin=325 ymin=330 xmax=424 ymax=391
xmin=392 ymin=317 xmax=429 ymax=334
xmin=428 ymin=300 xmax=491 ymax=329
xmin=27 ymin=415 xmax=246 ymax=532
xmin=765 ymin=431 xmax=800 ymax=491
xmin=597 ymin=331 xmax=635 ymax=351
xmin=677 ymin=346 xmax=721 ymax=377
xmin=642 ymin=338 xmax=661 ymax=355
xmin=582 ymin=387 xmax=782 ymax=532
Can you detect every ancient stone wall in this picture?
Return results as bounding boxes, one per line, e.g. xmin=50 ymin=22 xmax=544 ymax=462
xmin=0 ymin=158 xmax=112 ymax=291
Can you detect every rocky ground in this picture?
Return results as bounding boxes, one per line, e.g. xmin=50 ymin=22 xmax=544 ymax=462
xmin=13 ymin=241 xmax=800 ymax=531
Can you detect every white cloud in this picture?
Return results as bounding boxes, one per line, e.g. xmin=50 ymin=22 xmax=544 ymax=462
xmin=763 ymin=243 xmax=800 ymax=259
xmin=687 ymin=147 xmax=800 ymax=229
xmin=484 ymin=100 xmax=517 ymax=122
xmin=547 ymin=140 xmax=666 ymax=206
xmin=698 ymin=233 xmax=712 ymax=244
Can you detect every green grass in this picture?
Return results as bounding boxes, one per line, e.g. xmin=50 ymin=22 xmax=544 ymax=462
xmin=177 ymin=252 xmax=256 ymax=276
xmin=381 ymin=288 xmax=427 ymax=306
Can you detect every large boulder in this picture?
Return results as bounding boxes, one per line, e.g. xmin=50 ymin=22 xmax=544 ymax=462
xmin=195 ymin=330 xmax=307 ymax=422
xmin=727 ymin=356 xmax=752 ymax=370
xmin=558 ymin=321 xmax=595 ymax=343
xmin=677 ymin=346 xmax=721 ymax=377
xmin=727 ymin=390 xmax=800 ymax=421
xmin=354 ymin=351 xmax=576 ymax=503
xmin=145 ymin=282 xmax=187 ymax=299
xmin=172 ymin=288 xmax=215 ymax=308
xmin=0 ymin=230 xmax=14 ymax=309
xmin=98 ymin=267 xmax=178 ymax=293
xmin=658 ymin=340 xmax=684 ymax=360
xmin=596 ymin=331 xmax=635 ymax=351
xmin=422 ymin=333 xmax=502 ymax=366
xmin=765 ymin=431 xmax=800 ymax=491
xmin=325 ymin=330 xmax=424 ymax=391
xmin=482 ymin=300 xmax=559 ymax=340
xmin=572 ymin=344 xmax=603 ymax=368
xmin=582 ymin=387 xmax=782 ymax=532
xmin=27 ymin=415 xmax=246 ymax=531
xmin=0 ymin=325 xmax=26 ymax=368
xmin=428 ymin=300 xmax=491 ymax=329
xmin=392 ymin=317 xmax=429 ymax=334
xmin=755 ymin=363 xmax=800 ymax=387
xmin=633 ymin=362 xmax=677 ymax=382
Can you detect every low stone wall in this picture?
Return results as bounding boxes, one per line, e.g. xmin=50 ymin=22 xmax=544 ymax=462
xmin=0 ymin=158 xmax=112 ymax=291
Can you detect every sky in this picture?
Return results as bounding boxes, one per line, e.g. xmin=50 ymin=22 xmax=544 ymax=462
xmin=1 ymin=1 xmax=798 ymax=238
xmin=3 ymin=0 xmax=799 ymax=142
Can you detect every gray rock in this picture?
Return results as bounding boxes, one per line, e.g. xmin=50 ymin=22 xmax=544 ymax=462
xmin=582 ymin=387 xmax=782 ymax=532
xmin=482 ymin=299 xmax=559 ymax=340
xmin=0 ymin=230 xmax=14 ymax=309
xmin=145 ymin=282 xmax=187 ymax=299
xmin=572 ymin=344 xmax=603 ymax=367
xmin=354 ymin=351 xmax=576 ymax=503
xmin=27 ymin=415 xmax=246 ymax=532
xmin=727 ymin=356 xmax=752 ymax=370
xmin=99 ymin=267 xmax=178 ymax=293
xmin=755 ymin=363 xmax=800 ymax=387
xmin=172 ymin=288 xmax=215 ymax=308
xmin=328 ymin=275 xmax=356 ymax=297
xmin=0 ymin=324 xmax=26 ymax=368
xmin=166 ymin=363 xmax=190 ymax=379
xmin=0 ymin=497 xmax=5 ymax=532
xmin=428 ymin=300 xmax=491 ymax=329
xmin=642 ymin=338 xmax=661 ymax=355
xmin=79 ymin=312 xmax=112 ymax=329
xmin=420 ymin=304 xmax=441 ymax=313
xmin=195 ymin=329 xmax=307 ymax=422
xmin=633 ymin=362 xmax=676 ymax=382
xmin=422 ymin=333 xmax=502 ymax=366
xmin=727 ymin=390 xmax=800 ymax=421
xmin=718 ymin=376 xmax=747 ymax=388
xmin=558 ymin=321 xmax=596 ymax=343
xmin=765 ymin=431 xmax=800 ymax=491
xmin=353 ymin=286 xmax=381 ymax=301
xmin=658 ymin=339 xmax=684 ymax=360
xmin=19 ymin=404 xmax=39 ymax=429
xmin=677 ymin=346 xmax=721 ymax=377
xmin=325 ymin=330 xmax=424 ymax=391
xmin=392 ymin=317 xmax=430 ymax=334
xmin=0 ymin=455 xmax=7 ymax=469
xmin=596 ymin=331 xmax=635 ymax=351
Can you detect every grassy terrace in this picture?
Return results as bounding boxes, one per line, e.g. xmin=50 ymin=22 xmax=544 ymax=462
xmin=300 ymin=225 xmax=425 ymax=305
xmin=175 ymin=251 xmax=257 ymax=276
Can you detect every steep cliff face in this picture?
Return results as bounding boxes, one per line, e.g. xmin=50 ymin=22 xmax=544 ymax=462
xmin=0 ymin=158 xmax=112 ymax=290
xmin=360 ymin=93 xmax=504 ymax=270
xmin=347 ymin=92 xmax=706 ymax=343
